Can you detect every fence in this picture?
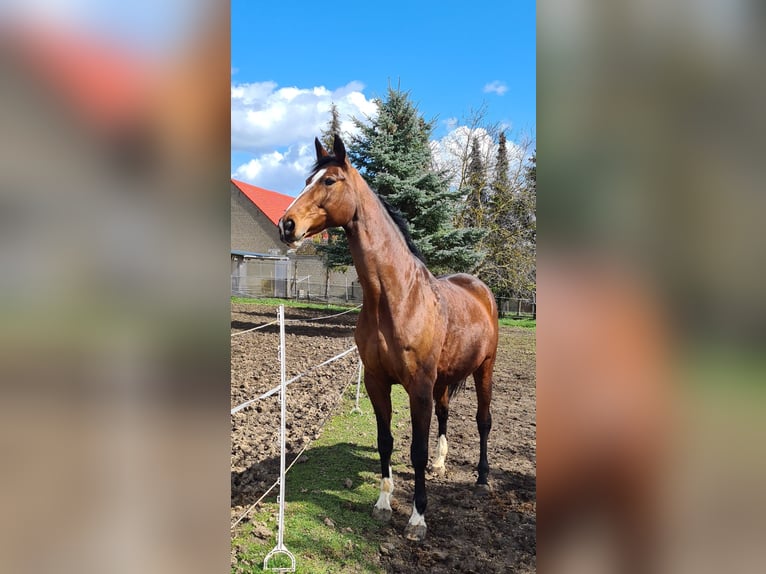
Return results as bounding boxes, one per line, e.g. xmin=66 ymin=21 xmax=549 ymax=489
xmin=232 ymin=269 xmax=535 ymax=317
xmin=231 ymin=273 xmax=363 ymax=305
xmin=231 ymin=305 xmax=363 ymax=571
xmin=497 ymin=297 xmax=536 ymax=319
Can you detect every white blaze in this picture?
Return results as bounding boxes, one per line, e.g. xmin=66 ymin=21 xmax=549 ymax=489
xmin=286 ymin=168 xmax=326 ymax=212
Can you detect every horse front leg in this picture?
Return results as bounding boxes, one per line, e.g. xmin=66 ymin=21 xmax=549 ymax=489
xmin=405 ymin=384 xmax=433 ymax=541
xmin=366 ymin=376 xmax=394 ymax=522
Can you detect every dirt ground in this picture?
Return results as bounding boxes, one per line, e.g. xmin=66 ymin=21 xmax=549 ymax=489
xmin=231 ymin=303 xmax=536 ymax=573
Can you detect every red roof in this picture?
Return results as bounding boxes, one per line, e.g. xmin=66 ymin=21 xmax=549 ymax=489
xmin=232 ymin=179 xmax=294 ymax=226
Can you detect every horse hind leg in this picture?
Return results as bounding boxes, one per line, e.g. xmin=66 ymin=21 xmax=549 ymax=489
xmin=473 ymin=356 xmax=494 ymax=493
xmin=431 ymin=385 xmax=450 ymax=477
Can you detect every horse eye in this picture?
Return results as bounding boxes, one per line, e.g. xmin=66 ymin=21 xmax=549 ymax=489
xmin=324 ymin=178 xmax=336 ymax=186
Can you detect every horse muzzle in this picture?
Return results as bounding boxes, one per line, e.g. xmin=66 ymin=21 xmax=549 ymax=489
xmin=278 ymin=217 xmax=300 ymax=246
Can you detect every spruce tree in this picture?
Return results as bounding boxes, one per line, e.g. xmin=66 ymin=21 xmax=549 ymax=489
xmin=493 ymin=131 xmax=510 ymax=195
xmin=480 ymin=132 xmax=536 ymax=299
xmin=460 ymin=136 xmax=488 ymax=229
xmin=317 ymin=102 xmax=353 ymax=271
xmin=349 ymin=87 xmax=483 ymax=273
xmin=320 ymin=103 xmax=342 ymax=151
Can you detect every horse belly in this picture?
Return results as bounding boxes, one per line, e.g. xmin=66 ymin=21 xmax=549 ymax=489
xmin=435 ymin=276 xmax=498 ymax=381
xmin=437 ymin=324 xmax=494 ymax=383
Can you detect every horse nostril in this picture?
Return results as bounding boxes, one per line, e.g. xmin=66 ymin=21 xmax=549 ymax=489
xmin=284 ymin=219 xmax=295 ymax=234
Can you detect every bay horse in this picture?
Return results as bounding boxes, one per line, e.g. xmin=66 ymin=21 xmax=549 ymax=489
xmin=278 ymin=135 xmax=499 ymax=541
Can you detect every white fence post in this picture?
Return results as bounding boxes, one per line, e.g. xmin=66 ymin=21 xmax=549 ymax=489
xmin=263 ymin=305 xmax=296 ymax=573
xmin=352 ymin=358 xmax=363 ymax=414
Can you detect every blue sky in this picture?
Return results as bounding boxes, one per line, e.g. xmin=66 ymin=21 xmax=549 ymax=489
xmin=232 ymin=0 xmax=536 ymax=194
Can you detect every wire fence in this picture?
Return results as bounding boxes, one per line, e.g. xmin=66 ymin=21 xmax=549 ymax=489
xmin=230 ymin=291 xmax=534 ymax=559
xmin=231 ymin=274 xmax=363 ymax=305
xmin=230 ymin=306 xmax=364 ymax=536
xmin=230 ymin=304 xmax=361 ymax=338
xmin=232 ymin=275 xmax=536 ymax=319
xmin=497 ymin=296 xmax=536 ymax=319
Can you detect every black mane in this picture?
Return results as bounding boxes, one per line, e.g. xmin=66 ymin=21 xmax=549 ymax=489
xmin=311 ymin=151 xmax=426 ymax=263
xmin=376 ymin=194 xmax=426 ymax=263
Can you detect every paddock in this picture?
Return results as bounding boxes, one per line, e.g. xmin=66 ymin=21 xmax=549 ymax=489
xmin=230 ymin=301 xmax=536 ymax=573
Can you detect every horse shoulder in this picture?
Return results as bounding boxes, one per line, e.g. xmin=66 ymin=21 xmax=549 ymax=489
xmin=356 ymin=290 xmax=443 ymax=384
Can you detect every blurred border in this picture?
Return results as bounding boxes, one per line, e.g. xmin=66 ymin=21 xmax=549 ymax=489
xmin=0 ymin=2 xmax=231 ymax=573
xmin=539 ymin=0 xmax=766 ymax=572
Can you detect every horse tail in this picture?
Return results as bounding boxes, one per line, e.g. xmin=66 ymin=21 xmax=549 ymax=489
xmin=448 ymin=378 xmax=467 ymax=398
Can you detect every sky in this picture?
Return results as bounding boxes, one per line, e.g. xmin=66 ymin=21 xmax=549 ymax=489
xmin=231 ymin=0 xmax=536 ymax=195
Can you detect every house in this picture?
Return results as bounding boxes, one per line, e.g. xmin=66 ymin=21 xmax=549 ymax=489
xmin=230 ymin=178 xmax=293 ymax=254
xmin=230 ymin=178 xmax=359 ymax=301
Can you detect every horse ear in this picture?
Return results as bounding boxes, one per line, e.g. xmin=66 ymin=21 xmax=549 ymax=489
xmin=333 ymin=135 xmax=347 ymax=164
xmin=314 ymin=137 xmax=329 ymax=159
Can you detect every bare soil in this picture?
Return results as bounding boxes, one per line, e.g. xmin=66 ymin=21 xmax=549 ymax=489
xmin=231 ymin=303 xmax=536 ymax=573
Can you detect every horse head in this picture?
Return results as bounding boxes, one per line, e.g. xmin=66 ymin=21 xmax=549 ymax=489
xmin=278 ymin=135 xmax=357 ymax=247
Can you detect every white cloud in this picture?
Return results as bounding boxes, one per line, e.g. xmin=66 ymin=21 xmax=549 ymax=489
xmin=232 ymin=144 xmax=316 ymax=194
xmin=231 ymin=80 xmax=531 ymax=195
xmin=431 ymin=125 xmax=528 ymax=189
xmin=231 ymin=80 xmax=378 ymax=192
xmin=231 ymin=80 xmax=377 ymax=154
xmin=483 ymin=81 xmax=509 ymax=96
xmin=442 ymin=117 xmax=459 ymax=131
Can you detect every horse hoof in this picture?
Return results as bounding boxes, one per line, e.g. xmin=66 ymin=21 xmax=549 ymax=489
xmin=404 ymin=523 xmax=427 ymax=542
xmin=474 ymin=483 xmax=492 ymax=497
xmin=431 ymin=465 xmax=446 ymax=478
xmin=372 ymin=506 xmax=392 ymax=522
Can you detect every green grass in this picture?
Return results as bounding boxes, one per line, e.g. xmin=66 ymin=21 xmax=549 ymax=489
xmin=232 ymin=384 xmax=411 ymax=573
xmin=231 ymin=296 xmax=360 ymax=314
xmin=498 ymin=316 xmax=536 ymax=328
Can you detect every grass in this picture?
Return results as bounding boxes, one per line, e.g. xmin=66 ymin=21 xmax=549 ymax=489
xmin=231 ymin=296 xmax=360 ymax=314
xmin=498 ymin=316 xmax=536 ymax=329
xmin=232 ymin=384 xmax=411 ymax=573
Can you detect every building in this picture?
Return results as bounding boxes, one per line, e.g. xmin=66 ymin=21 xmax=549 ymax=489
xmin=230 ymin=179 xmax=359 ymax=302
xmin=230 ymin=179 xmax=293 ymax=254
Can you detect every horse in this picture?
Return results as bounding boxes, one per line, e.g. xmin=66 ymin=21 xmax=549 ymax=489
xmin=278 ymin=135 xmax=499 ymax=541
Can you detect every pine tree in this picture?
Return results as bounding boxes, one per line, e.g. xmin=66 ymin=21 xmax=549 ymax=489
xmin=460 ymin=136 xmax=488 ymax=228
xmin=349 ymin=87 xmax=483 ymax=273
xmin=320 ymin=103 xmax=342 ymax=151
xmin=493 ymin=131 xmax=510 ymax=195
xmin=317 ymin=102 xmax=353 ymax=271
xmin=479 ymin=132 xmax=536 ymax=299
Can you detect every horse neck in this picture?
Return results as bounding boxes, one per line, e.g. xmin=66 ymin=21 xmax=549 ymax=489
xmin=343 ymin=179 xmax=424 ymax=306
